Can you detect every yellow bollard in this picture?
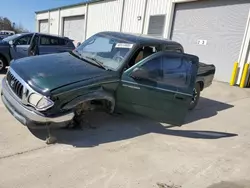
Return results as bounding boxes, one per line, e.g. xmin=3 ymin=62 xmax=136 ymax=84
xmin=230 ymin=62 xmax=239 ymax=86
xmin=240 ymin=63 xmax=249 ymax=88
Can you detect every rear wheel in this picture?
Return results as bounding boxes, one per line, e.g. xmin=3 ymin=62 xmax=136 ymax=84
xmin=189 ymin=83 xmax=201 ymax=110
xmin=0 ymin=56 xmax=6 ymax=72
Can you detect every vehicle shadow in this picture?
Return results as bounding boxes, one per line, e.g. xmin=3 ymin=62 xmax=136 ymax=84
xmin=207 ymin=180 xmax=250 ymax=188
xmin=29 ymin=97 xmax=237 ymax=147
xmin=185 ymin=97 xmax=234 ymax=124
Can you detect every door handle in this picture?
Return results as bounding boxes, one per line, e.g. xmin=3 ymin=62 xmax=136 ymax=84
xmin=174 ymin=94 xmax=184 ymax=101
xmin=22 ymin=49 xmax=28 ymax=51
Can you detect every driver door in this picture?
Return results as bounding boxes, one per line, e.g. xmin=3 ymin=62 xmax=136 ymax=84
xmin=10 ymin=34 xmax=33 ymax=60
xmin=115 ymin=51 xmax=199 ymax=126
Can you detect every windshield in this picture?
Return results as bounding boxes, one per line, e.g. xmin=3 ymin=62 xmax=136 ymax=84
xmin=74 ymin=34 xmax=134 ymax=70
xmin=3 ymin=34 xmax=22 ymax=42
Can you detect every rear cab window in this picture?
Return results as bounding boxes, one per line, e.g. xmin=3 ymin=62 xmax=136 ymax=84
xmin=163 ymin=45 xmax=184 ymax=53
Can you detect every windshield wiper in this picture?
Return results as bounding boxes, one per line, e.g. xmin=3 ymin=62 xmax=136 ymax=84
xmin=84 ymin=56 xmax=108 ymax=70
xmin=72 ymin=50 xmax=99 ymax=66
xmin=73 ymin=50 xmax=82 ymax=58
xmin=72 ymin=51 xmax=110 ymax=70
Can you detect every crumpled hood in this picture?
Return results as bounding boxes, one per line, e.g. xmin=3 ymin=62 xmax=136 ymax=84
xmin=11 ymin=52 xmax=107 ymax=94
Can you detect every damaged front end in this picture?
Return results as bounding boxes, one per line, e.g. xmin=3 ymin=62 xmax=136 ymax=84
xmin=66 ymin=99 xmax=115 ymax=129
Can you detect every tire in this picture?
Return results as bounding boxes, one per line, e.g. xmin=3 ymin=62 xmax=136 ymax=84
xmin=189 ymin=83 xmax=201 ymax=110
xmin=0 ymin=56 xmax=7 ymax=72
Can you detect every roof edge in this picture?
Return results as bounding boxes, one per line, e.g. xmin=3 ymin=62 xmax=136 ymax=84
xmin=35 ymin=0 xmax=105 ymax=14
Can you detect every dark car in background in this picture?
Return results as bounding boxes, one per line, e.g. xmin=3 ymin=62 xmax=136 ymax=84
xmin=0 ymin=32 xmax=75 ymax=71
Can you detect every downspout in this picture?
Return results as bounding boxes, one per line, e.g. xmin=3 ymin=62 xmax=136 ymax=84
xmin=58 ymin=8 xmax=61 ymax=36
xmin=141 ymin=0 xmax=148 ymax=34
xmin=119 ymin=0 xmax=125 ymax=32
xmin=84 ymin=3 xmax=89 ymax=40
xmin=48 ymin=10 xmax=50 ymax=33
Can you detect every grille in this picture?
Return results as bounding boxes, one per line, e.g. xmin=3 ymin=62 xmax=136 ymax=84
xmin=6 ymin=71 xmax=24 ymax=99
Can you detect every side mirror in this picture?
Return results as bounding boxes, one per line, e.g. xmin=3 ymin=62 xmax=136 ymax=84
xmin=9 ymin=41 xmax=15 ymax=46
xmin=130 ymin=68 xmax=149 ymax=80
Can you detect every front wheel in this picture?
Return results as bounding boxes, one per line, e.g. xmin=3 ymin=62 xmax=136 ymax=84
xmin=189 ymin=83 xmax=201 ymax=110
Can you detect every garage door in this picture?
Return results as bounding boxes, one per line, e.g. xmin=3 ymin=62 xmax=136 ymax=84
xmin=63 ymin=15 xmax=85 ymax=46
xmin=39 ymin=20 xmax=49 ymax=33
xmin=171 ymin=0 xmax=250 ymax=82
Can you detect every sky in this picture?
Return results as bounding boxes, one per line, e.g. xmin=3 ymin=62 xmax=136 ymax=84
xmin=0 ymin=0 xmax=87 ymax=31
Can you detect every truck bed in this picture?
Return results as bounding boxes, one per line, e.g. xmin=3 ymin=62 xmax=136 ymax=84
xmin=197 ymin=62 xmax=216 ymax=89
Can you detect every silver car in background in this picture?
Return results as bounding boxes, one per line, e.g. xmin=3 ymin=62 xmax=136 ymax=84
xmin=0 ymin=32 xmax=75 ymax=71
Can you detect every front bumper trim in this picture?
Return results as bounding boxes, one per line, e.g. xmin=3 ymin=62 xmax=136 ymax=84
xmin=1 ymin=77 xmax=74 ymax=126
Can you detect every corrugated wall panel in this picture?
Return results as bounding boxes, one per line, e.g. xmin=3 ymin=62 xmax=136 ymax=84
xmin=121 ymin=0 xmax=146 ymax=33
xmin=86 ymin=0 xmax=123 ymax=38
xmin=60 ymin=5 xmax=86 ymax=17
xmin=49 ymin=10 xmax=60 ymax=35
xmin=143 ymin=0 xmax=168 ymax=34
xmin=171 ymin=0 xmax=250 ymax=82
xmin=37 ymin=12 xmax=49 ymax=21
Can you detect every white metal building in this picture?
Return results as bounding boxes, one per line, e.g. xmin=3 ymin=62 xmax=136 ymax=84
xmin=35 ymin=0 xmax=250 ymax=84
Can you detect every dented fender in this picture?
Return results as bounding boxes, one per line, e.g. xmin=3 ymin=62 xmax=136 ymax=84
xmin=62 ymin=89 xmax=116 ymax=113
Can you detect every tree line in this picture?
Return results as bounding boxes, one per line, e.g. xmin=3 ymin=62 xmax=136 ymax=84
xmin=0 ymin=17 xmax=28 ymax=33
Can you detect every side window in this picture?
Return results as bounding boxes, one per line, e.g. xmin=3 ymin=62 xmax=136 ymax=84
xmin=137 ymin=54 xmax=193 ymax=88
xmin=134 ymin=46 xmax=156 ymax=65
xmin=40 ymin=36 xmax=60 ymax=45
xmin=161 ymin=56 xmax=192 ymax=88
xmin=139 ymin=56 xmax=163 ymax=81
xmin=59 ymin=38 xmax=66 ymax=45
xmin=40 ymin=36 xmax=50 ymax=45
xmin=50 ymin=37 xmax=59 ymax=45
xmin=15 ymin=35 xmax=32 ymax=45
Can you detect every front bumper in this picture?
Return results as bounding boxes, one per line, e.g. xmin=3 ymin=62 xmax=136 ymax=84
xmin=1 ymin=77 xmax=74 ymax=128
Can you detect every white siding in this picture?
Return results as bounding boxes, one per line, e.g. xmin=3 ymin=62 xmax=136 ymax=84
xmin=36 ymin=12 xmax=49 ymax=32
xmin=49 ymin=10 xmax=60 ymax=35
xmin=60 ymin=5 xmax=86 ymax=17
xmin=121 ymin=0 xmax=146 ymax=33
xmin=143 ymin=0 xmax=168 ymax=34
xmin=86 ymin=0 xmax=123 ymax=38
xmin=36 ymin=12 xmax=49 ymax=20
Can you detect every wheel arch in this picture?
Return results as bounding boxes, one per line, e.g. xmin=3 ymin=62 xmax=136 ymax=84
xmin=0 ymin=53 xmax=8 ymax=66
xmin=61 ymin=89 xmax=115 ymax=113
xmin=196 ymin=78 xmax=204 ymax=91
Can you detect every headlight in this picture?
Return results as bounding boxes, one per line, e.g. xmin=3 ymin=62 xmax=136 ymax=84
xmin=28 ymin=93 xmax=54 ymax=111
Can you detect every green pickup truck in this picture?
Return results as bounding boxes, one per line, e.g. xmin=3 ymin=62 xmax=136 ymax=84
xmin=1 ymin=32 xmax=215 ymax=129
